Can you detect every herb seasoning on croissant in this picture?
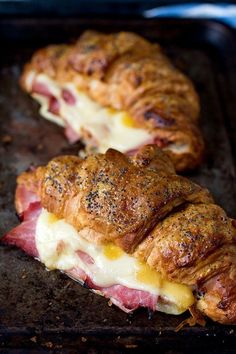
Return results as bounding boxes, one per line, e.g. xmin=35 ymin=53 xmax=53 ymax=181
xmin=20 ymin=31 xmax=203 ymax=171
xmin=2 ymin=145 xmax=236 ymax=325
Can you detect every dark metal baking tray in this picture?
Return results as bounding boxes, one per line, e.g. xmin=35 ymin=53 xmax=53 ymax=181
xmin=0 ymin=18 xmax=236 ymax=353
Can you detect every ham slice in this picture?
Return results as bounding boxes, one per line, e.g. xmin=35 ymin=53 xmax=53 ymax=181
xmin=2 ymin=202 xmax=41 ymax=258
xmin=102 ymin=285 xmax=158 ymax=312
xmin=67 ymin=250 xmax=158 ymax=312
xmin=32 ymin=81 xmax=52 ymax=98
xmin=61 ymin=88 xmax=76 ymax=105
xmin=2 ymin=182 xmax=159 ymax=313
xmin=48 ymin=96 xmax=60 ymax=115
xmin=31 ymin=79 xmax=169 ymax=153
xmin=32 ymin=80 xmax=61 ymax=116
xmin=32 ymin=80 xmax=80 ymax=143
xmin=64 ymin=124 xmax=80 ymax=144
xmin=15 ymin=182 xmax=40 ymax=214
xmin=76 ymin=250 xmax=95 ymax=265
xmin=66 ymin=267 xmax=158 ymax=313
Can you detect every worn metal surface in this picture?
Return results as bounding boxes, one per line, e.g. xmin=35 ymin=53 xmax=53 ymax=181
xmin=0 ymin=19 xmax=236 ymax=352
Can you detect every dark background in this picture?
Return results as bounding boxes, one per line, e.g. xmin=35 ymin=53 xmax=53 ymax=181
xmin=0 ymin=0 xmax=236 ymax=17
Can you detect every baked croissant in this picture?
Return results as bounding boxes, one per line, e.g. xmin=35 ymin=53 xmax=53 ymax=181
xmin=20 ymin=31 xmax=203 ymax=171
xmin=3 ymin=145 xmax=236 ymax=324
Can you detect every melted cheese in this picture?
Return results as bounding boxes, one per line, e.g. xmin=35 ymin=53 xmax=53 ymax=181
xmin=28 ymin=71 xmax=190 ymax=155
xmin=103 ymin=243 xmax=124 ymax=260
xmin=136 ymin=263 xmax=162 ymax=288
xmin=31 ymin=73 xmax=152 ymax=153
xmin=35 ymin=209 xmax=194 ymax=314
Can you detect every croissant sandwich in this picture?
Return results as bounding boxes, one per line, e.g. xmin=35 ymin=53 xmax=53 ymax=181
xmin=20 ymin=31 xmax=203 ymax=171
xmin=2 ymin=145 xmax=236 ymax=325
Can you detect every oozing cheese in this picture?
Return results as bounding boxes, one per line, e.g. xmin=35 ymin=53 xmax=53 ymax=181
xmin=30 ymin=73 xmax=152 ymax=153
xmin=35 ymin=208 xmax=194 ymax=314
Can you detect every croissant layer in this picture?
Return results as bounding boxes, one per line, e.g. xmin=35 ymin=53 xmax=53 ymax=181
xmin=16 ymin=146 xmax=236 ymax=324
xmin=20 ymin=31 xmax=204 ymax=171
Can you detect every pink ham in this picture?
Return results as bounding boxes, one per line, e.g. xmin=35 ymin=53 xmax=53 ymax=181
xmin=77 ymin=250 xmax=95 ymax=265
xmin=66 ymin=267 xmax=87 ymax=283
xmin=32 ymin=80 xmax=170 ymax=154
xmin=32 ymin=81 xmax=52 ymax=98
xmin=67 ymin=252 xmax=158 ymax=312
xmin=3 ymin=207 xmax=158 ymax=312
xmin=103 ymin=285 xmax=158 ymax=312
xmin=32 ymin=80 xmax=60 ymax=116
xmin=64 ymin=124 xmax=80 ymax=144
xmin=2 ymin=202 xmax=41 ymax=258
xmin=61 ymin=88 xmax=76 ymax=105
xmin=15 ymin=182 xmax=40 ymax=215
xmin=66 ymin=266 xmax=158 ymax=313
xmin=48 ymin=96 xmax=60 ymax=115
xmin=3 ymin=180 xmax=40 ymax=257
xmin=3 ymin=180 xmax=159 ymax=313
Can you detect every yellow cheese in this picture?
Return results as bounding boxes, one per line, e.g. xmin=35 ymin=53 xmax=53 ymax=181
xmin=121 ymin=114 xmax=137 ymax=128
xmin=161 ymin=280 xmax=194 ymax=311
xmin=103 ymin=243 xmax=124 ymax=260
xmin=136 ymin=262 xmax=162 ymax=288
xmin=136 ymin=262 xmax=194 ymax=310
xmin=31 ymin=73 xmax=152 ymax=153
xmin=30 ymin=72 xmax=190 ymax=156
xmin=47 ymin=213 xmax=59 ymax=224
xmin=35 ymin=209 xmax=194 ymax=314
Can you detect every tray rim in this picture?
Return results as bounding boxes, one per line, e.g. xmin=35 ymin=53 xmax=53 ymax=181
xmin=0 ymin=17 xmax=236 ymax=352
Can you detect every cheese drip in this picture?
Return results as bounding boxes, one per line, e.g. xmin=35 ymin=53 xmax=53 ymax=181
xmin=27 ymin=71 xmax=189 ymax=155
xmin=30 ymin=73 xmax=152 ymax=153
xmin=35 ymin=209 xmax=194 ymax=314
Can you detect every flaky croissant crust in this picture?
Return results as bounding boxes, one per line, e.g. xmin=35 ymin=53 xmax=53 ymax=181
xmin=20 ymin=31 xmax=204 ymax=171
xmin=17 ymin=146 xmax=236 ymax=324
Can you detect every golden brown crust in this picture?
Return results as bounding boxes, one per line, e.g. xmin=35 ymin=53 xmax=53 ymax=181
xmin=20 ymin=31 xmax=204 ymax=171
xmin=134 ymin=204 xmax=235 ymax=283
xmin=16 ymin=146 xmax=236 ymax=324
xmin=135 ymin=202 xmax=236 ymax=324
xmin=197 ymin=268 xmax=236 ymax=324
xmin=36 ymin=149 xmax=211 ymax=253
xmin=131 ymin=144 xmax=176 ymax=174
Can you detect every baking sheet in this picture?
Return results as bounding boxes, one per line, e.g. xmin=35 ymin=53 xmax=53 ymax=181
xmin=0 ymin=18 xmax=236 ymax=353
